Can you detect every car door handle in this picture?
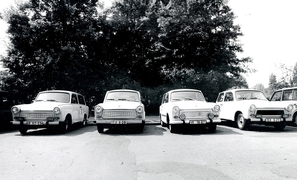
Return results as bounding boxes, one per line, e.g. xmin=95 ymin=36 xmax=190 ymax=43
xmin=220 ymin=104 xmax=223 ymax=106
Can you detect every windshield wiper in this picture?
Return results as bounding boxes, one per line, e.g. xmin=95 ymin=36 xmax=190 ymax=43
xmin=47 ymin=99 xmax=56 ymax=102
xmin=184 ymin=97 xmax=194 ymax=100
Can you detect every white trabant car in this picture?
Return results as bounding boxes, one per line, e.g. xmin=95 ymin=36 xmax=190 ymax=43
xmin=270 ymin=87 xmax=297 ymax=126
xmin=95 ymin=89 xmax=145 ymax=133
xmin=11 ymin=90 xmax=89 ymax=135
xmin=159 ymin=89 xmax=221 ymax=133
xmin=216 ymin=89 xmax=292 ymax=130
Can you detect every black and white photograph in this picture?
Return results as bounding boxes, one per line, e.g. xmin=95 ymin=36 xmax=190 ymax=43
xmin=1 ymin=0 xmax=297 ymax=179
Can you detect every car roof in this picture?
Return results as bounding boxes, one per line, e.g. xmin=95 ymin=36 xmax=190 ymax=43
xmin=38 ymin=90 xmax=80 ymax=95
xmin=106 ymin=89 xmax=140 ymax=93
xmin=167 ymin=89 xmax=202 ymax=94
xmin=274 ymin=87 xmax=297 ymax=91
xmin=219 ymin=89 xmax=263 ymax=94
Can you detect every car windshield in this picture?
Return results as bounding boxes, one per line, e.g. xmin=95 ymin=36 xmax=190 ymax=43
xmin=171 ymin=91 xmax=205 ymax=102
xmin=105 ymin=91 xmax=140 ymax=102
xmin=35 ymin=92 xmax=70 ymax=103
xmin=235 ymin=90 xmax=267 ymax=101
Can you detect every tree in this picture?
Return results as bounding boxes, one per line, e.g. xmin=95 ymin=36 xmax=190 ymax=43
xmin=292 ymin=62 xmax=297 ymax=86
xmin=0 ymin=0 xmax=252 ymax=113
xmin=1 ymin=0 xmax=112 ymax=104
xmin=108 ymin=0 xmax=251 ymax=86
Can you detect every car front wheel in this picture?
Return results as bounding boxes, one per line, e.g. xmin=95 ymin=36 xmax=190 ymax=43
xmin=169 ymin=124 xmax=177 ymax=133
xmin=208 ymin=124 xmax=217 ymax=133
xmin=97 ymin=125 xmax=104 ymax=133
xmin=237 ymin=113 xmax=248 ymax=130
xmin=60 ymin=118 xmax=70 ymax=133
xmin=19 ymin=126 xmax=27 ymax=135
xmin=274 ymin=122 xmax=286 ymax=131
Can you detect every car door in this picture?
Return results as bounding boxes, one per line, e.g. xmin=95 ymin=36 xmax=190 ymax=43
xmin=71 ymin=93 xmax=80 ymax=123
xmin=217 ymin=92 xmax=235 ymax=121
xmin=159 ymin=93 xmax=169 ymax=122
xmin=78 ymin=94 xmax=88 ymax=121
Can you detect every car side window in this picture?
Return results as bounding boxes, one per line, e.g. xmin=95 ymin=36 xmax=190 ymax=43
xmin=216 ymin=93 xmax=224 ymax=102
xmin=224 ymin=92 xmax=234 ymax=102
xmin=162 ymin=93 xmax=168 ymax=104
xmin=78 ymin=95 xmax=86 ymax=105
xmin=293 ymin=89 xmax=297 ymax=100
xmin=270 ymin=91 xmax=282 ymax=101
xmin=71 ymin=94 xmax=78 ymax=104
xmin=283 ymin=90 xmax=293 ymax=101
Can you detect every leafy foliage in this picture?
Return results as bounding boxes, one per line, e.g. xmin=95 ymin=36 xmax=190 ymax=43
xmin=1 ymin=0 xmax=250 ymax=114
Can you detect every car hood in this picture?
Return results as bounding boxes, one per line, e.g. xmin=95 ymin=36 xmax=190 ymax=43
xmin=171 ymin=101 xmax=216 ymax=110
xmin=15 ymin=102 xmax=68 ymax=111
xmin=99 ymin=101 xmax=143 ymax=110
xmin=239 ymin=100 xmax=287 ymax=109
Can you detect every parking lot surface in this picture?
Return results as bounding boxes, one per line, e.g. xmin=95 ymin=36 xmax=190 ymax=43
xmin=1 ymin=116 xmax=297 ymax=180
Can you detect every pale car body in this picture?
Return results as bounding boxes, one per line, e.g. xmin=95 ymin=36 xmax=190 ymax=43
xmin=11 ymin=90 xmax=89 ymax=135
xmin=216 ymin=89 xmax=292 ymax=130
xmin=95 ymin=89 xmax=145 ymax=133
xmin=159 ymin=89 xmax=221 ymax=133
xmin=270 ymin=87 xmax=297 ymax=125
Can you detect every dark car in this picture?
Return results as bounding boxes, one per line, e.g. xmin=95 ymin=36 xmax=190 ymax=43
xmin=0 ymin=91 xmax=14 ymax=129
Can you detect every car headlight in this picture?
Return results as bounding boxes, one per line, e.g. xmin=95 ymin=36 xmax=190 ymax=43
xmin=136 ymin=106 xmax=144 ymax=113
xmin=53 ymin=107 xmax=61 ymax=115
xmin=179 ymin=113 xmax=186 ymax=120
xmin=95 ymin=106 xmax=103 ymax=113
xmin=95 ymin=105 xmax=103 ymax=119
xmin=212 ymin=105 xmax=220 ymax=112
xmin=249 ymin=104 xmax=257 ymax=115
xmin=11 ymin=106 xmax=20 ymax=115
xmin=172 ymin=106 xmax=180 ymax=118
xmin=208 ymin=113 xmax=215 ymax=120
xmin=286 ymin=104 xmax=293 ymax=112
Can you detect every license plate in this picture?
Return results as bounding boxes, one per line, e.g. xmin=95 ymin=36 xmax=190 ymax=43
xmin=111 ymin=120 xmax=127 ymax=124
xmin=263 ymin=118 xmax=282 ymax=122
xmin=190 ymin=120 xmax=206 ymax=124
xmin=27 ymin=121 xmax=44 ymax=125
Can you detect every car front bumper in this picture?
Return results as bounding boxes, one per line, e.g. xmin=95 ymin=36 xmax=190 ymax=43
xmin=170 ymin=118 xmax=221 ymax=125
xmin=12 ymin=120 xmax=61 ymax=126
xmin=96 ymin=119 xmax=144 ymax=125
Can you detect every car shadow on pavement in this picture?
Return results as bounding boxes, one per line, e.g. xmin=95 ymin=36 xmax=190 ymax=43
xmin=156 ymin=125 xmax=242 ymax=135
xmin=15 ymin=124 xmax=96 ymax=136
xmin=100 ymin=125 xmax=166 ymax=136
xmin=220 ymin=122 xmax=297 ymax=133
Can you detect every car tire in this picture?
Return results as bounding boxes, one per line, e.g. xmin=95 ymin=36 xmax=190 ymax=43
xmin=160 ymin=120 xmax=166 ymax=127
xmin=293 ymin=113 xmax=297 ymax=126
xmin=208 ymin=124 xmax=217 ymax=133
xmin=169 ymin=124 xmax=177 ymax=133
xmin=97 ymin=125 xmax=104 ymax=133
xmin=60 ymin=118 xmax=70 ymax=133
xmin=82 ymin=116 xmax=87 ymax=127
xmin=19 ymin=127 xmax=27 ymax=135
xmin=274 ymin=122 xmax=286 ymax=131
xmin=236 ymin=113 xmax=248 ymax=130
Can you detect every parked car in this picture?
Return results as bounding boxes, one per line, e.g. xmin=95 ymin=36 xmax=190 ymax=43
xmin=216 ymin=89 xmax=292 ymax=130
xmin=159 ymin=89 xmax=221 ymax=133
xmin=11 ymin=90 xmax=89 ymax=135
xmin=95 ymin=89 xmax=145 ymax=133
xmin=0 ymin=91 xmax=14 ymax=129
xmin=270 ymin=87 xmax=297 ymax=125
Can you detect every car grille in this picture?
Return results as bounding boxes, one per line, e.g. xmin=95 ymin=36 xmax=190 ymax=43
xmin=102 ymin=110 xmax=137 ymax=119
xmin=181 ymin=110 xmax=209 ymax=118
xmin=256 ymin=110 xmax=284 ymax=116
xmin=21 ymin=112 xmax=53 ymax=119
